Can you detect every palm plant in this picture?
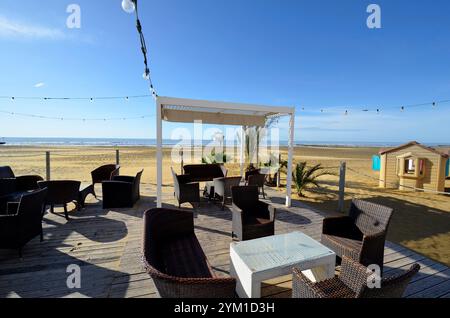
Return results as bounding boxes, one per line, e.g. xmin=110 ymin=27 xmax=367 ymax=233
xmin=202 ymin=149 xmax=228 ymax=164
xmin=292 ymin=162 xmax=333 ymax=197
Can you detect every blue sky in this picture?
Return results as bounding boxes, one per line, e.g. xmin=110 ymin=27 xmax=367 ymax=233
xmin=0 ymin=0 xmax=449 ymax=143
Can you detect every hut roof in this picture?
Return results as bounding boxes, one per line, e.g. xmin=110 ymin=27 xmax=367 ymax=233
xmin=379 ymin=141 xmax=449 ymax=158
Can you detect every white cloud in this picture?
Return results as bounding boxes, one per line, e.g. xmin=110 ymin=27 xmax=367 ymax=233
xmin=0 ymin=16 xmax=65 ymax=40
xmin=34 ymin=82 xmax=45 ymax=88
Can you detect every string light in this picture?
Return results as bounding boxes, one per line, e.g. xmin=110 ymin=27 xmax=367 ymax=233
xmin=0 ymin=95 xmax=152 ymax=101
xmin=122 ymin=0 xmax=159 ymax=98
xmin=298 ymin=99 xmax=449 ymax=115
xmin=0 ymin=109 xmax=155 ymax=121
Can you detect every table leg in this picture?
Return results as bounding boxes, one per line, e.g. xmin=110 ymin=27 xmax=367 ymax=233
xmin=302 ymin=257 xmax=336 ymax=282
xmin=230 ymin=253 xmax=261 ymax=298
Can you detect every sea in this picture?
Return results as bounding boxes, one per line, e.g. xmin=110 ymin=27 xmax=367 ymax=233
xmin=1 ymin=137 xmax=449 ymax=148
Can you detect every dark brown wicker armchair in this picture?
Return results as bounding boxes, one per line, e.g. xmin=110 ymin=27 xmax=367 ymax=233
xmin=171 ymin=167 xmax=200 ymax=208
xmin=292 ymin=256 xmax=420 ymax=298
xmin=142 ymin=208 xmax=236 ymax=298
xmin=213 ymin=176 xmax=242 ymax=209
xmin=0 ymin=166 xmax=43 ymax=213
xmin=102 ymin=170 xmax=143 ymax=209
xmin=247 ymin=174 xmax=267 ymax=198
xmin=38 ymin=180 xmax=81 ymax=220
xmin=90 ymin=164 xmax=120 ymax=196
xmin=321 ymin=199 xmax=394 ymax=273
xmin=231 ymin=186 xmax=276 ymax=241
xmin=0 ymin=188 xmax=47 ymax=257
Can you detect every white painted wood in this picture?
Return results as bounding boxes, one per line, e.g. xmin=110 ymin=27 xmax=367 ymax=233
xmin=230 ymin=232 xmax=335 ymax=298
xmin=286 ymin=113 xmax=295 ymax=207
xmin=240 ymin=126 xmax=245 ymax=177
xmin=156 ymin=99 xmax=163 ymax=208
xmin=158 ymin=96 xmax=295 ymax=116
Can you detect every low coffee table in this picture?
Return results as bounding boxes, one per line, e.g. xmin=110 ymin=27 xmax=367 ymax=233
xmin=230 ymin=232 xmax=336 ymax=298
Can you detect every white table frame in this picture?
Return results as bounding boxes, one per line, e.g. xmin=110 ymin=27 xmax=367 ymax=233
xmin=230 ymin=233 xmax=336 ymax=298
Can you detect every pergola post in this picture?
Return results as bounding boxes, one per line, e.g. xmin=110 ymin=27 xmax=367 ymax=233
xmin=156 ymin=98 xmax=163 ymax=208
xmin=286 ymin=112 xmax=295 ymax=207
xmin=240 ymin=126 xmax=245 ymax=177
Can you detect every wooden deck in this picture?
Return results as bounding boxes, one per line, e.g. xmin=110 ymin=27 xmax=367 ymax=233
xmin=0 ymin=184 xmax=448 ymax=298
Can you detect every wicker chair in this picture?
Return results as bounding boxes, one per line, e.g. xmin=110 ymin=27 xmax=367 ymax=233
xmin=321 ymin=199 xmax=394 ymax=274
xmin=102 ymin=170 xmax=143 ymax=209
xmin=231 ymin=186 xmax=276 ymax=241
xmin=0 ymin=166 xmax=43 ymax=213
xmin=38 ymin=180 xmax=81 ymax=220
xmin=292 ymin=256 xmax=420 ymax=298
xmin=0 ymin=188 xmax=47 ymax=257
xmin=90 ymin=164 xmax=120 ymax=196
xmin=213 ymin=176 xmax=242 ymax=210
xmin=247 ymin=174 xmax=267 ymax=198
xmin=171 ymin=168 xmax=200 ymax=208
xmin=244 ymin=168 xmax=261 ymax=182
xmin=142 ymin=208 xmax=236 ymax=298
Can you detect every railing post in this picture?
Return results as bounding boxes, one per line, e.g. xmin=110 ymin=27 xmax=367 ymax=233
xmin=180 ymin=148 xmax=184 ymax=174
xmin=338 ymin=161 xmax=346 ymax=213
xmin=116 ymin=149 xmax=120 ymax=166
xmin=45 ymin=151 xmax=51 ymax=181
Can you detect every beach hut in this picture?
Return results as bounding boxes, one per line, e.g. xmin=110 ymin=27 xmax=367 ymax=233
xmin=378 ymin=141 xmax=449 ymax=193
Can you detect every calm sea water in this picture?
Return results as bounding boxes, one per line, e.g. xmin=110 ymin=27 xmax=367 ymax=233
xmin=1 ymin=137 xmax=448 ymax=148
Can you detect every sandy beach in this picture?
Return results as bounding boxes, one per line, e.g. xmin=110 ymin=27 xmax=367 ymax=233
xmin=1 ymin=145 xmax=449 ymax=266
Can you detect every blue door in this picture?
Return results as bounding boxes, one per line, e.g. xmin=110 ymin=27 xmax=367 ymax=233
xmin=372 ymin=155 xmax=381 ymax=171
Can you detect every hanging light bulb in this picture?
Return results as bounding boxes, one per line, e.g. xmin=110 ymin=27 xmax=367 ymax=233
xmin=90 ymin=98 xmax=94 ymax=102
xmin=401 ymin=106 xmax=405 ymax=112
xmin=432 ymin=102 xmax=436 ymax=108
xmin=143 ymin=69 xmax=150 ymax=80
xmin=121 ymin=0 xmax=136 ymax=13
xmin=11 ymin=97 xmax=15 ymax=101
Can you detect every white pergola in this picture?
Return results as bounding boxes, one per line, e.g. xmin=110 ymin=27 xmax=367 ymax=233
xmin=156 ymin=96 xmax=296 ymax=208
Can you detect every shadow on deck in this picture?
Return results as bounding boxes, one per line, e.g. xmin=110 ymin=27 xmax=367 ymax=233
xmin=0 ymin=185 xmax=448 ymax=298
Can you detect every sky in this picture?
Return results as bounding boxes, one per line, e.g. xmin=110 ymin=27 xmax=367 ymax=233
xmin=0 ymin=0 xmax=449 ymax=144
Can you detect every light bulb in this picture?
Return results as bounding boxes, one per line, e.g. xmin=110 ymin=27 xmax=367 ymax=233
xmin=122 ymin=0 xmax=135 ymax=13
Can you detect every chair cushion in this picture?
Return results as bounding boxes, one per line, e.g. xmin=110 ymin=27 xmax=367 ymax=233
xmin=243 ymin=216 xmax=272 ymax=225
xmin=322 ymin=234 xmax=362 ymax=260
xmin=162 ymin=234 xmax=213 ymax=278
xmin=315 ymin=277 xmax=356 ymax=298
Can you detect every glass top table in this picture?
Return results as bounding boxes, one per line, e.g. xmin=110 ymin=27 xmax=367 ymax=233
xmin=230 ymin=232 xmax=336 ymax=298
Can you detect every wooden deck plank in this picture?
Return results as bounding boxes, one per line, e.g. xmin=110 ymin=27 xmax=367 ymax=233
xmin=0 ymin=186 xmax=448 ymax=298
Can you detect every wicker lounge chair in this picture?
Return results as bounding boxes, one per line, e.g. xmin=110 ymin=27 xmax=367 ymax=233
xmin=0 ymin=166 xmax=43 ymax=213
xmin=90 ymin=164 xmax=120 ymax=196
xmin=171 ymin=167 xmax=200 ymax=208
xmin=38 ymin=180 xmax=81 ymax=220
xmin=321 ymin=199 xmax=394 ymax=274
xmin=213 ymin=176 xmax=242 ymax=209
xmin=292 ymin=256 xmax=420 ymax=298
xmin=142 ymin=208 xmax=236 ymax=298
xmin=231 ymin=186 xmax=276 ymax=241
xmin=102 ymin=170 xmax=143 ymax=209
xmin=0 ymin=188 xmax=47 ymax=257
